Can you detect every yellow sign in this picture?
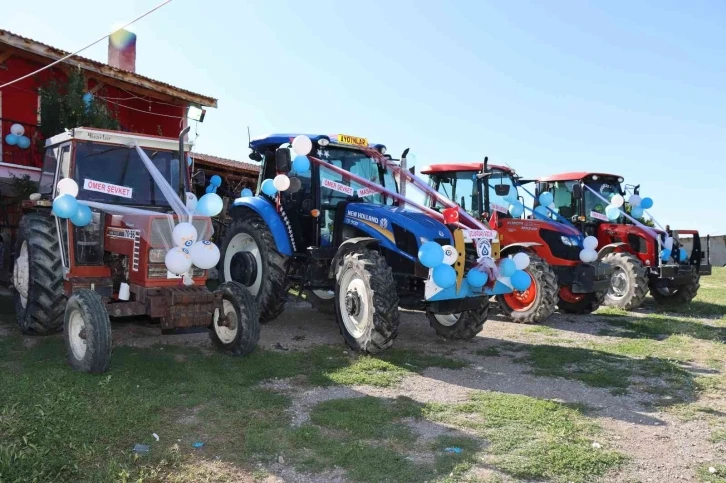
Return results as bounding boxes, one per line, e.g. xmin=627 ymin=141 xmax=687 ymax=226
xmin=338 ymin=134 xmax=368 ymax=147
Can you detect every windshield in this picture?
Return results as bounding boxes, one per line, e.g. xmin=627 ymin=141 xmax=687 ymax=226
xmin=73 ymin=142 xmax=183 ymax=207
xmin=550 ymin=178 xmax=623 ymax=222
xmin=485 ymin=169 xmax=517 ymax=216
xmin=319 ymin=147 xmax=396 ymax=206
xmin=431 ymin=171 xmax=480 ymax=217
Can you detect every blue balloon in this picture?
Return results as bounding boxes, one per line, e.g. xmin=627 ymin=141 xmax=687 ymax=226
xmin=16 ymin=136 xmax=30 ymax=149
xmin=631 ymin=206 xmax=643 ymax=219
xmin=241 ymin=188 xmax=254 ymax=197
xmin=205 ymin=185 xmax=215 ymax=194
xmin=418 ymin=241 xmax=444 ymax=268
xmin=679 ymin=248 xmax=688 ymax=262
xmin=509 ymin=202 xmax=524 ymax=218
xmin=661 ymin=248 xmax=672 ymax=262
xmin=82 ymin=92 xmax=93 ymax=107
xmin=640 ymin=197 xmax=653 ymax=210
xmin=261 ymin=179 xmax=278 ymax=196
xmin=187 ymin=156 xmax=193 ymax=166
xmin=70 ymin=204 xmax=92 ymax=227
xmin=511 ymin=270 xmax=532 ymax=291
xmin=433 ymin=264 xmax=457 ymax=289
xmin=292 ymin=155 xmax=311 ymax=173
xmin=52 ymin=194 xmax=79 ymax=219
xmin=466 ymin=269 xmax=488 ymax=288
xmin=538 ymin=192 xmax=553 ymax=207
xmin=499 ymin=258 xmax=516 ymax=277
xmin=210 ymin=175 xmax=222 ymax=187
xmin=534 ymin=205 xmax=550 ymax=220
xmin=5 ymin=134 xmax=18 ymax=146
xmin=196 ymin=193 xmax=224 ymax=217
xmin=605 ymin=205 xmax=620 ymax=221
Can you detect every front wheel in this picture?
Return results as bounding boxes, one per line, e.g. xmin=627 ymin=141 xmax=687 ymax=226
xmin=602 ymin=252 xmax=648 ymax=310
xmin=305 ymin=289 xmax=335 ymax=314
xmin=334 ymin=250 xmax=399 ymax=354
xmin=556 ymin=286 xmax=606 ymax=314
xmin=427 ymin=298 xmax=489 ymax=340
xmin=210 ymin=282 xmax=261 ymax=356
xmin=63 ymin=289 xmax=112 ymax=373
xmin=496 ymin=254 xmax=558 ymax=324
xmin=649 ymin=271 xmax=700 ymax=306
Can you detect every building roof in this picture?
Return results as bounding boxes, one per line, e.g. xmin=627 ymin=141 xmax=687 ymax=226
xmin=420 ymin=162 xmax=510 ymax=174
xmin=0 ymin=29 xmax=217 ymax=108
xmin=537 ymin=172 xmax=623 ymax=182
xmin=191 ymin=152 xmax=259 ymax=175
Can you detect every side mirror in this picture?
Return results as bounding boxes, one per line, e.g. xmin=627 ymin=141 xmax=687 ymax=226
xmin=494 ymin=184 xmax=511 ymax=196
xmin=275 ymin=147 xmax=291 ymax=173
xmin=572 ymin=184 xmax=582 ymax=200
xmin=249 ymin=150 xmax=263 ymax=162
xmin=192 ymin=170 xmax=206 ymax=186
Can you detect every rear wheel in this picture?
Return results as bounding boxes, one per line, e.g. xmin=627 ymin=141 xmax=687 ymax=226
xmin=13 ymin=213 xmax=66 ymax=335
xmin=63 ymin=289 xmax=111 ymax=373
xmin=496 ymin=254 xmax=558 ymax=324
xmin=335 ymin=250 xmax=399 ymax=353
xmin=219 ymin=214 xmax=288 ymax=323
xmin=649 ymin=271 xmax=700 ymax=305
xmin=557 ymin=286 xmax=606 ymax=314
xmin=427 ymin=298 xmax=489 ymax=340
xmin=602 ymin=252 xmax=648 ymax=310
xmin=210 ymin=281 xmax=261 ymax=356
xmin=305 ymin=289 xmax=335 ymax=314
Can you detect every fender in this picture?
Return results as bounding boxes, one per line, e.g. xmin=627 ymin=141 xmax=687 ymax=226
xmin=329 ymin=237 xmax=380 ymax=278
xmin=597 ymin=242 xmax=625 ymax=259
xmin=501 ymin=242 xmax=542 ymax=256
xmin=229 ymin=196 xmax=293 ymax=256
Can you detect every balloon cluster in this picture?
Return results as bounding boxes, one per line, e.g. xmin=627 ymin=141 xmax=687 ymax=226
xmin=493 ymin=253 xmax=532 ymax=292
xmin=165 ymin=223 xmax=220 ymax=276
xmin=51 ymin=179 xmax=93 ymax=227
xmin=5 ymin=124 xmax=31 ymax=149
xmin=579 ymin=236 xmax=599 ymax=263
xmin=533 ymin=192 xmax=558 ymax=220
xmin=261 ymin=135 xmax=312 ymax=197
xmin=504 ymin=191 xmax=525 ymax=218
xmin=660 ymin=237 xmax=687 ymax=263
xmin=625 ymin=193 xmax=653 ymax=220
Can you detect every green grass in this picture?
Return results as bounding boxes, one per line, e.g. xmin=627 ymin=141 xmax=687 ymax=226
xmin=709 ymin=430 xmax=726 ymax=443
xmin=645 ymin=267 xmax=726 ymax=319
xmin=600 ymin=313 xmax=726 ymax=342
xmin=475 ymin=346 xmax=501 ymax=357
xmin=697 ymin=464 xmax=726 ymax=482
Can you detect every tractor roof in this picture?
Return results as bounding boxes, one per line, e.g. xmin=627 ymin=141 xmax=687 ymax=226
xmin=538 ymin=171 xmax=623 ymax=182
xmin=420 ymin=162 xmax=511 ymax=175
xmin=45 ymin=127 xmax=193 ymax=152
xmin=249 ymin=133 xmax=385 ymax=152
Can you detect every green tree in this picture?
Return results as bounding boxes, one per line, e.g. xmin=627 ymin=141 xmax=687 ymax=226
xmin=38 ymin=68 xmax=120 ymax=139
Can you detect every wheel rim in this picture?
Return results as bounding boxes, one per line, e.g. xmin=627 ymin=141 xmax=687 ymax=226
xmin=213 ymin=299 xmax=238 ymax=344
xmin=14 ymin=242 xmax=29 ymax=309
xmin=609 ymin=267 xmax=629 ymax=300
xmin=434 ymin=313 xmax=460 ymax=327
xmin=68 ymin=309 xmax=87 ymax=360
xmin=559 ymin=286 xmax=585 ymax=303
xmin=224 ymin=233 xmax=262 ymax=296
xmin=313 ymin=290 xmax=334 ymax=300
xmin=338 ymin=271 xmax=370 ymax=339
xmin=502 ymin=271 xmax=537 ymax=311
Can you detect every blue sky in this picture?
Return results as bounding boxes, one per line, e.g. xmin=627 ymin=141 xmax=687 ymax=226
xmin=4 ymin=0 xmax=725 ymax=235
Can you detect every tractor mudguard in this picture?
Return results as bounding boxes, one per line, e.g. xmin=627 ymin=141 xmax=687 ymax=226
xmin=229 ymin=197 xmax=293 ymax=256
xmin=597 ymin=242 xmax=625 ymax=259
xmin=329 ymin=237 xmax=380 ymax=278
xmin=501 ymin=242 xmax=542 ymax=256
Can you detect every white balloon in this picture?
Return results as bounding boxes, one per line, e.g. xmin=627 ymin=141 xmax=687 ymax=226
xmin=292 ymin=135 xmax=313 ymax=156
xmin=273 ymin=174 xmax=291 ymax=191
xmin=165 ymin=247 xmax=193 ymax=275
xmin=442 ymin=245 xmax=458 ymax=265
xmin=512 ymin=252 xmax=530 ymax=271
xmin=185 ymin=192 xmax=198 ymax=212
xmin=190 ymin=240 xmax=220 ymax=269
xmin=611 ymin=194 xmax=624 ymax=208
xmin=583 ymin=236 xmax=598 ymax=250
xmin=57 ymin=178 xmax=79 ymax=197
xmin=172 ymin=222 xmax=198 ymax=249
xmin=664 ymin=237 xmax=674 ymax=250
xmin=579 ymin=248 xmax=598 ymax=263
xmin=628 ymin=194 xmax=641 ymax=207
xmin=10 ymin=123 xmax=25 ymax=136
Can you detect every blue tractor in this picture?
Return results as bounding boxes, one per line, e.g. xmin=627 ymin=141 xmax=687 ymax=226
xmin=218 ymin=134 xmax=506 ymax=353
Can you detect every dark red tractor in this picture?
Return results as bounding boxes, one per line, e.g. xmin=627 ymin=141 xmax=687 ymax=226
xmin=536 ymin=171 xmax=712 ymax=309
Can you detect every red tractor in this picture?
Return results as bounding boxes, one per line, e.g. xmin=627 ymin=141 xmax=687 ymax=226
xmin=421 ymin=159 xmax=613 ymax=322
xmin=536 ymin=171 xmax=712 ymax=309
xmin=13 ymin=127 xmax=260 ymax=373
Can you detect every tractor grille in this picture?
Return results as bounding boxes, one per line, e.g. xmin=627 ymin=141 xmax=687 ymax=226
xmin=540 ymin=228 xmax=581 ymax=261
xmin=149 ymin=218 xmax=213 ymax=248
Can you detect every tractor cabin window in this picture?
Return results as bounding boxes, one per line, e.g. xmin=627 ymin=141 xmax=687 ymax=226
xmin=433 ymin=172 xmax=480 ymax=218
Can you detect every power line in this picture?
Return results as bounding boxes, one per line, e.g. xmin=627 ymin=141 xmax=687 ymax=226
xmin=98 ymin=96 xmax=184 ymax=119
xmin=0 ymin=0 xmax=173 ymax=90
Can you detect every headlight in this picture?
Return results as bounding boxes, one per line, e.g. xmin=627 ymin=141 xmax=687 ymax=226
xmin=149 ymin=248 xmax=166 ymax=263
xmin=318 ymin=138 xmax=330 ymax=146
xmin=561 ymin=236 xmax=575 ymax=246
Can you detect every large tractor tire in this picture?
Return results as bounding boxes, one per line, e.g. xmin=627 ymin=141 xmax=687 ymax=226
xmin=496 ymin=254 xmax=558 ymax=324
xmin=427 ymin=297 xmax=490 ymax=340
xmin=13 ymin=213 xmax=66 ymax=335
xmin=219 ymin=213 xmax=289 ymax=323
xmin=334 ymin=250 xmax=399 ymax=354
xmin=305 ymin=289 xmax=335 ymax=314
xmin=602 ymin=252 xmax=648 ymax=310
xmin=210 ymin=281 xmax=261 ymax=356
xmin=557 ymin=287 xmax=606 ymax=314
xmin=649 ymin=271 xmax=700 ymax=306
xmin=64 ymin=289 xmax=112 ymax=373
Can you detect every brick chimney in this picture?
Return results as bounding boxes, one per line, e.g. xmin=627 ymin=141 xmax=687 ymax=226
xmin=108 ymin=29 xmax=137 ymax=72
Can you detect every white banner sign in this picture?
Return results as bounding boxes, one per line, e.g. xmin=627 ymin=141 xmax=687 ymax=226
xmin=322 ymin=178 xmax=354 ymax=196
xmin=84 ymin=178 xmax=133 ymax=199
xmin=465 ymin=229 xmax=498 ymax=241
xmin=491 ymin=202 xmax=509 ymax=214
xmin=590 ymin=211 xmax=609 ymax=222
xmin=357 ymin=187 xmax=379 ymax=198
